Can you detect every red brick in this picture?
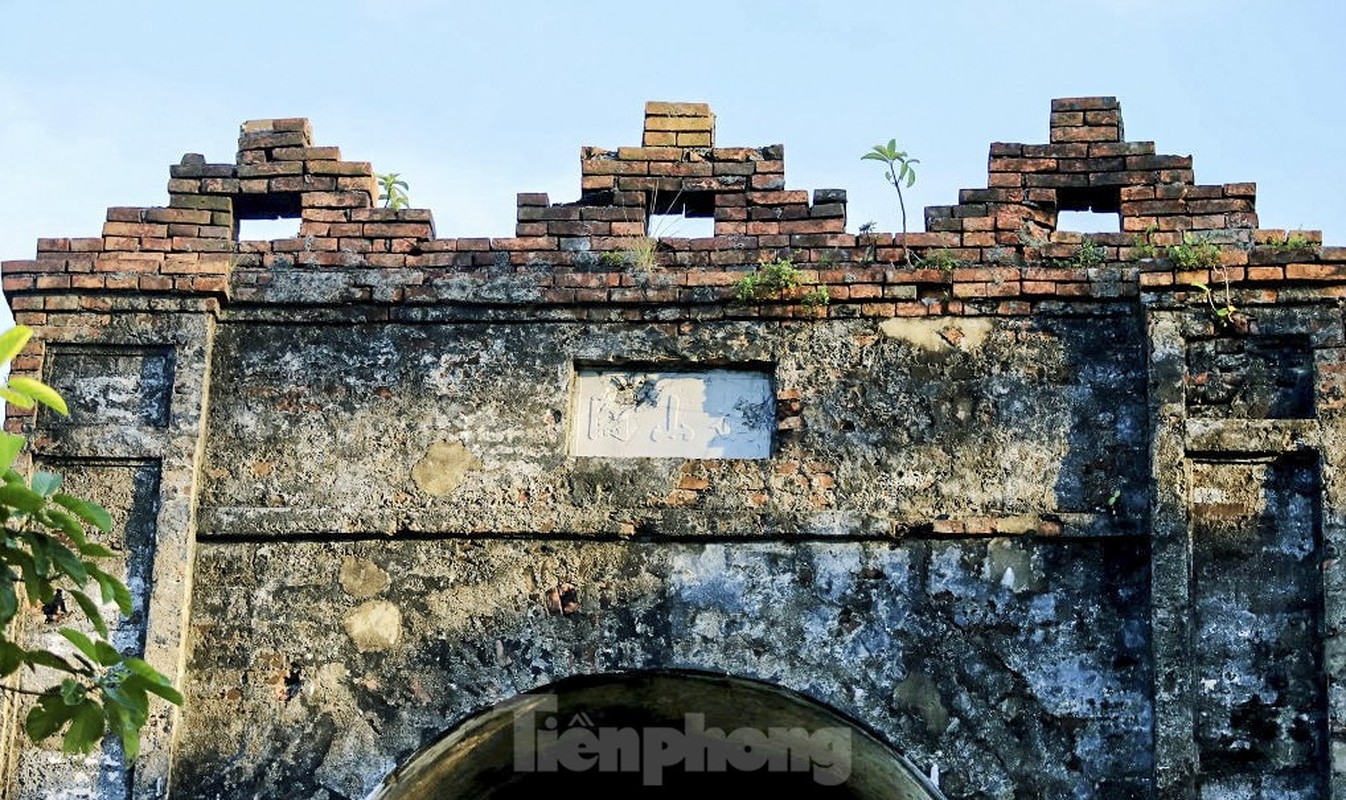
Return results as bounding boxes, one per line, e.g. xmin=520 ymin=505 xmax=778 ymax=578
xmin=301 ymin=191 xmax=371 ymax=208
xmin=1287 ymin=263 xmax=1346 ymax=280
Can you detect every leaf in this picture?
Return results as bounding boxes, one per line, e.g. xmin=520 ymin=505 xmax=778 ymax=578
xmin=113 ymin=713 xmax=142 ymax=760
xmin=89 ymin=565 xmax=133 ymax=615
xmin=39 ymin=508 xmax=88 ymax=547
xmin=25 ymin=694 xmax=76 ymax=742
xmin=53 ymin=494 xmax=113 ymax=533
xmin=58 ymin=629 xmax=99 ymax=663
xmin=62 ymin=700 xmax=104 ymax=754
xmin=102 ymin=691 xmax=146 ymax=759
xmin=60 ymin=677 xmax=85 ymax=706
xmin=102 ymin=691 xmax=148 ymax=761
xmin=0 ymin=578 xmax=15 ymax=628
xmin=0 ymin=387 xmax=34 ymax=409
xmin=0 ymin=484 xmax=46 ymax=513
xmin=25 ymin=649 xmax=77 ymax=674
xmin=78 ymin=542 xmax=115 ymax=559
xmin=108 ymin=677 xmax=150 ymax=716
xmin=7 ymin=378 xmax=67 ymax=416
xmin=1190 ymin=281 xmax=1211 ymax=293
xmin=122 ymin=657 xmax=181 ymax=700
xmin=31 ymin=471 xmax=61 ymax=497
xmin=0 ymin=326 xmax=33 ymax=366
xmin=69 ymin=590 xmax=109 ymax=639
xmin=7 ymin=550 xmax=40 ymax=603
xmin=45 ymin=539 xmax=87 ymax=585
xmin=93 ymin=639 xmax=121 ymax=667
xmin=0 ymin=640 xmax=23 ymax=677
xmin=23 ymin=531 xmax=50 ymax=576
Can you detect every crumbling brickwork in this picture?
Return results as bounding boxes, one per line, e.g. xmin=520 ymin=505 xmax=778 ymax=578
xmin=1 ymin=97 xmax=1344 ymax=799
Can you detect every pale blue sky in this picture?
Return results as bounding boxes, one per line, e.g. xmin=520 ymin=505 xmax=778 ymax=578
xmin=2 ymin=0 xmax=1343 ymax=271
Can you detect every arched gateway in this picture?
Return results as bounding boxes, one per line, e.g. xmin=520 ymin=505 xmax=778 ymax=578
xmin=367 ymin=671 xmax=944 ymax=799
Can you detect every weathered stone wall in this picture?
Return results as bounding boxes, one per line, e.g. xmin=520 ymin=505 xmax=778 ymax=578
xmin=195 ymin=314 xmax=1146 ymax=539
xmin=1 ymin=97 xmax=1344 ymax=799
xmin=175 ymin=536 xmax=1151 ymax=798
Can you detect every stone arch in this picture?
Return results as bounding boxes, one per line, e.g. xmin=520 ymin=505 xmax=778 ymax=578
xmin=367 ymin=670 xmax=945 ymax=799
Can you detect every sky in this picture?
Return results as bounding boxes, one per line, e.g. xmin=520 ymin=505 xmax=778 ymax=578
xmin=1 ymin=0 xmax=1344 ymax=297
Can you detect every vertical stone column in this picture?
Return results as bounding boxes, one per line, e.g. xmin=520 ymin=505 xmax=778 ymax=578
xmin=4 ymin=303 xmax=215 ymax=799
xmin=1146 ymin=309 xmax=1197 ymax=797
xmin=1149 ymin=305 xmax=1340 ymax=798
xmin=1316 ymin=340 xmax=1346 ymax=796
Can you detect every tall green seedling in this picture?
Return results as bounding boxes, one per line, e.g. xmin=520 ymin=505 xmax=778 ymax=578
xmin=862 ymin=139 xmax=919 ymax=266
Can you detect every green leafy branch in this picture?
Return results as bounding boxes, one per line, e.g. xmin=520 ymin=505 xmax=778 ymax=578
xmin=377 ymin=173 xmax=410 ymax=210
xmin=862 ymin=139 xmax=919 ymax=266
xmin=0 ymin=324 xmax=180 ymax=758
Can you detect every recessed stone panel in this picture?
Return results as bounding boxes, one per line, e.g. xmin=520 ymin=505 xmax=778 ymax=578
xmin=569 ymin=368 xmax=773 ymax=459
xmin=43 ymin=345 xmax=175 ymax=427
xmin=1186 ymin=336 xmax=1314 ymax=419
xmin=1189 ymin=456 xmax=1326 ymax=795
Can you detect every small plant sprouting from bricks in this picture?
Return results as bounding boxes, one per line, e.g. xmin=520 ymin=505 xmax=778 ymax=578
xmin=1045 ymin=239 xmax=1107 ymax=270
xmin=919 ymin=249 xmax=962 ymax=272
xmin=625 ymin=236 xmax=658 ymax=271
xmin=1102 ymin=487 xmax=1123 ymax=518
xmin=1132 ymin=223 xmax=1160 ymax=260
xmin=801 ymin=286 xmax=831 ymax=307
xmin=377 ymin=173 xmax=410 ymax=210
xmin=1168 ymin=233 xmax=1239 ymax=328
xmin=619 ymin=187 xmax=688 ymax=272
xmin=857 ymin=222 xmax=879 ymax=266
xmin=862 ymin=140 xmax=918 ymax=267
xmin=1191 ymin=273 xmax=1240 ymax=329
xmin=1073 ymin=239 xmax=1107 ymax=269
xmin=1167 ymin=232 xmax=1220 ymax=270
xmin=735 ymin=256 xmax=804 ymax=302
xmin=598 ymin=251 xmax=627 ymax=268
xmin=1262 ymin=231 xmax=1317 ymax=251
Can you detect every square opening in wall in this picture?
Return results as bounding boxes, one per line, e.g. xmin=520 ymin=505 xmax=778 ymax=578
xmin=236 ymin=217 xmax=301 ymax=241
xmin=1056 ymin=211 xmax=1120 ymax=233
xmin=569 ymin=367 xmax=774 ymax=458
xmin=233 ymin=190 xmax=302 ymax=241
xmin=1056 ymin=186 xmax=1121 ymax=232
xmin=646 ymin=213 xmax=714 ymax=239
xmin=646 ymin=189 xmax=716 ymax=239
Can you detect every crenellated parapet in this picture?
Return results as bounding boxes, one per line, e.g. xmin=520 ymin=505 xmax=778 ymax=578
xmin=924 ymin=96 xmax=1261 ymax=262
xmin=5 ymin=97 xmax=1345 ymax=323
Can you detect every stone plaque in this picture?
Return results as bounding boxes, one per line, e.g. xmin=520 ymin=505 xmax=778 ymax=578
xmin=570 ymin=369 xmax=773 ymax=458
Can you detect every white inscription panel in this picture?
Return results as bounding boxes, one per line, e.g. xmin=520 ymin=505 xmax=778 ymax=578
xmin=570 ymin=369 xmax=774 ymax=459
